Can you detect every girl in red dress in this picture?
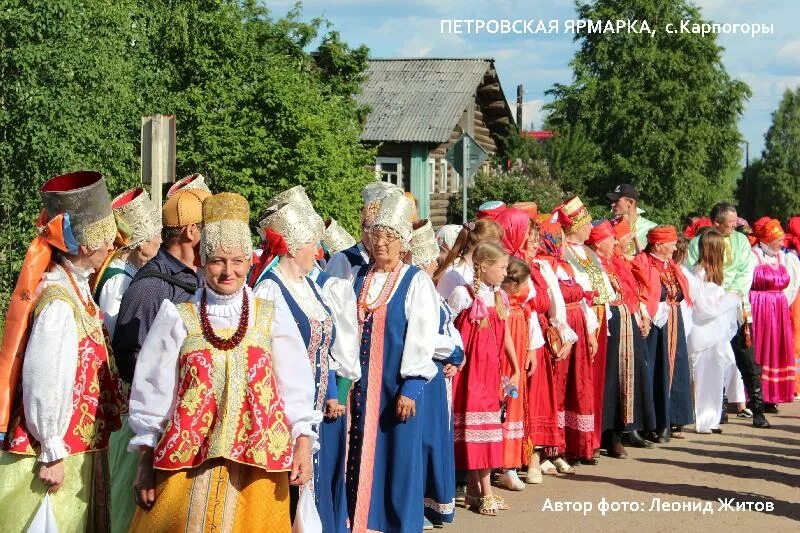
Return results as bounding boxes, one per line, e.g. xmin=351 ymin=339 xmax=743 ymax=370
xmin=449 ymin=242 xmax=520 ymax=517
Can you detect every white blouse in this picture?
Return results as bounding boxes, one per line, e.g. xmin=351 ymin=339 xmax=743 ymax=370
xmin=127 ymin=285 xmax=321 ymax=452
xmin=97 ymin=257 xmax=137 ymax=339
xmin=310 ymin=271 xmax=361 ymax=382
xmin=553 ymin=263 xmax=600 ymax=334
xmin=433 ymin=297 xmax=464 ymax=361
xmin=354 ymin=264 xmax=438 ymax=381
xmin=533 ymin=260 xmax=579 ymax=344
xmin=686 ymin=267 xmax=740 ymax=354
xmin=436 ymin=257 xmax=473 ymax=301
xmin=325 ymin=243 xmax=370 ymax=283
xmin=21 ymin=259 xmax=93 ymax=463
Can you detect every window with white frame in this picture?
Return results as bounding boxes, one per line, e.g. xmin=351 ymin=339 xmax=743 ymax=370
xmin=428 ymin=158 xmax=436 ymax=193
xmin=440 ymin=160 xmax=449 ymax=193
xmin=375 ymin=157 xmax=403 ymax=188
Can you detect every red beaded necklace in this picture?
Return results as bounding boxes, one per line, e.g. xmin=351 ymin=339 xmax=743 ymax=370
xmin=200 ymin=288 xmax=249 ymax=350
xmin=60 ymin=263 xmax=97 ymax=317
xmin=357 ymin=260 xmax=403 ymax=323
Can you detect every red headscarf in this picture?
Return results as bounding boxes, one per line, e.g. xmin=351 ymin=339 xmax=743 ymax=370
xmin=611 ymin=216 xmax=631 ymax=239
xmin=753 ymin=216 xmax=784 ymax=244
xmin=647 ymin=225 xmax=679 ymax=245
xmin=784 ymin=217 xmax=800 ymax=251
xmin=684 ymin=217 xmax=712 ymax=239
xmin=586 ymin=220 xmax=614 ymax=246
xmin=495 ymin=207 xmax=530 ymax=259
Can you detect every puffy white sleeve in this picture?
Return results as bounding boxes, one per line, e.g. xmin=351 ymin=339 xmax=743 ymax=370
xmin=543 ymin=262 xmax=577 ymax=343
xmin=22 ymin=299 xmax=79 ymax=463
xmin=400 ymin=272 xmax=439 ymax=381
xmin=324 ymin=252 xmax=354 ymax=282
xmin=581 ymin=299 xmax=600 ymax=334
xmin=447 ymin=285 xmax=473 ymax=315
xmin=436 ymin=268 xmax=466 ymax=301
xmin=528 ymin=311 xmax=545 ymax=350
xmin=98 ymin=273 xmax=129 ymax=340
xmin=784 ymin=251 xmax=800 ymax=304
xmin=127 ymin=299 xmax=186 ymax=450
xmin=269 ymin=290 xmax=323 ymax=449
xmin=321 ymin=277 xmax=361 ymax=381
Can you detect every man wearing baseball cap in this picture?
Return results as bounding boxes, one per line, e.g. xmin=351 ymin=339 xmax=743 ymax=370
xmin=113 ymin=188 xmax=210 ymax=384
xmin=608 ymin=184 xmax=657 ymax=257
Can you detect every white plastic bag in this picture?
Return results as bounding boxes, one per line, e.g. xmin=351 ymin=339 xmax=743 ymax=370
xmin=27 ymin=493 xmax=59 ymax=533
xmin=292 ymin=485 xmax=322 ymax=533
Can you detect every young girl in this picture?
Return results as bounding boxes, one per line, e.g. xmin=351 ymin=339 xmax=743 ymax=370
xmin=498 ymin=257 xmax=545 ymax=490
xmin=434 ymin=219 xmax=503 ymax=300
xmin=686 ymin=230 xmax=743 ymax=433
xmin=449 ymin=242 xmax=520 ymax=517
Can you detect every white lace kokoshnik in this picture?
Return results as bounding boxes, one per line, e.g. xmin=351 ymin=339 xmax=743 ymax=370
xmin=127 ymin=285 xmax=322 ymax=453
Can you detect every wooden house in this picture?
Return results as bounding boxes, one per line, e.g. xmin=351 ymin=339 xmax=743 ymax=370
xmin=355 ymin=58 xmax=515 ymax=227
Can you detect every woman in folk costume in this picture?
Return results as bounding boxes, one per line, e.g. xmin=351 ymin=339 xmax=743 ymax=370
xmin=95 ymin=187 xmax=162 ymax=339
xmin=686 ymin=230 xmax=743 ymax=434
xmin=493 ymin=207 xmax=544 ymax=490
xmin=434 ymin=218 xmax=503 ymax=301
xmin=252 ymin=198 xmax=360 ymax=533
xmin=326 ymin=181 xmax=402 ymax=282
xmin=92 ymin=187 xmax=162 ymax=533
xmin=0 ymin=171 xmax=126 ymax=531
xmin=346 ymin=193 xmax=439 ymax=533
xmin=586 ymin=221 xmax=655 ymax=457
xmin=535 ymin=218 xmax=598 ymax=471
xmin=631 ymin=226 xmax=693 ymax=443
xmin=559 ymin=197 xmax=613 ymax=460
xmin=407 ymin=219 xmax=464 ymax=527
xmin=784 ymin=216 xmax=800 ymax=396
xmin=448 ymin=242 xmax=519 ymax=516
xmin=518 ymin=209 xmax=570 ymax=480
xmin=127 ymin=193 xmax=320 ymax=532
xmin=750 ymin=217 xmax=799 ymax=409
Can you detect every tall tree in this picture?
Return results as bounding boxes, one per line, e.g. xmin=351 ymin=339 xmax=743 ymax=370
xmin=545 ymin=0 xmax=750 ymax=224
xmin=754 ymin=88 xmax=800 ymax=220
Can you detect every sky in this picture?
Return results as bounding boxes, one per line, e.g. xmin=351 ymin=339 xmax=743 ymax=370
xmin=271 ymin=0 xmax=800 ymax=163
xmin=266 ymin=0 xmax=800 ymax=164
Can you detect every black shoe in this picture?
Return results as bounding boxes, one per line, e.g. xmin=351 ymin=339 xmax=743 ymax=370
xmin=579 ymin=457 xmax=599 ymax=465
xmin=711 ymin=428 xmax=723 ymax=434
xmin=764 ymin=404 xmax=779 ymax=414
xmin=627 ymin=430 xmax=654 ymax=448
xmin=753 ymin=412 xmax=771 ymax=428
xmin=658 ymin=427 xmax=671 ymax=443
xmin=607 ymin=441 xmax=628 ymax=459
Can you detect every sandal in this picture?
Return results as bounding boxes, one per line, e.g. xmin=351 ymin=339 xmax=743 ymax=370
xmin=478 ymin=496 xmax=497 ymax=516
xmin=540 ymin=459 xmax=559 ymax=475
xmin=489 ymin=494 xmax=510 ymax=511
xmin=553 ymin=457 xmax=576 ymax=474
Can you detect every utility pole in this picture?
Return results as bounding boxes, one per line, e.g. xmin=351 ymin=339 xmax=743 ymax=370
xmin=516 ymin=84 xmax=523 ymax=129
xmin=141 ymin=115 xmax=176 ymax=207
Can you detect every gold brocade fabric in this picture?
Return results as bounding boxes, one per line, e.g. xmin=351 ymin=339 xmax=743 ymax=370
xmin=129 ymin=459 xmax=290 ymax=533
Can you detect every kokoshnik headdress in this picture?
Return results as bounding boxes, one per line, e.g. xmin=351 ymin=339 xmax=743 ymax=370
xmin=322 ymin=218 xmax=357 ymax=256
xmin=200 ymin=192 xmax=252 ymax=265
xmin=410 ymin=219 xmax=439 ymax=267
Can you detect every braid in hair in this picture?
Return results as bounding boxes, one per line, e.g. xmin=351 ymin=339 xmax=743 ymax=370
xmin=495 ymin=291 xmax=508 ymax=320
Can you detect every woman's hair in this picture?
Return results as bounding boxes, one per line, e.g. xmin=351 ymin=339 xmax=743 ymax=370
xmin=672 ymin=235 xmax=690 ymax=266
xmin=503 ymin=257 xmax=531 ymax=290
xmin=433 ymin=219 xmax=502 ymax=283
xmin=697 ymin=230 xmax=725 ymax=286
xmin=471 ymin=241 xmax=509 ymax=323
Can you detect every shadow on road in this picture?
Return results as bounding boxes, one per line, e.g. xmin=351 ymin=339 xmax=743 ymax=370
xmin=635 ymin=457 xmax=798 ymax=489
xmin=664 ymin=445 xmax=800 ymax=469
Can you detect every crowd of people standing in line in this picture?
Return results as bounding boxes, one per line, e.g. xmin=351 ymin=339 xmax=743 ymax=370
xmin=0 ymin=171 xmax=796 ymax=532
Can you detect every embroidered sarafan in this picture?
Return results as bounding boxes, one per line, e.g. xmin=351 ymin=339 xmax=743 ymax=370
xmin=5 ymin=283 xmax=125 ymax=456
xmin=153 ymin=298 xmax=294 ymax=472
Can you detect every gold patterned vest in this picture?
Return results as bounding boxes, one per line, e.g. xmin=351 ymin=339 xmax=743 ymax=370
xmin=5 ymin=283 xmax=125 ymax=456
xmin=152 ymin=297 xmax=294 ymax=471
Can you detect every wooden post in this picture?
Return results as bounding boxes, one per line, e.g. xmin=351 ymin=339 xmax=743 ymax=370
xmin=516 ymin=84 xmax=523 ymax=129
xmin=461 ymin=135 xmax=468 ymax=224
xmin=141 ymin=115 xmax=176 ymax=207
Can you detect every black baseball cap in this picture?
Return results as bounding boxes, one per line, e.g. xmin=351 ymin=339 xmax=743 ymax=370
xmin=607 ymin=184 xmax=639 ymax=202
